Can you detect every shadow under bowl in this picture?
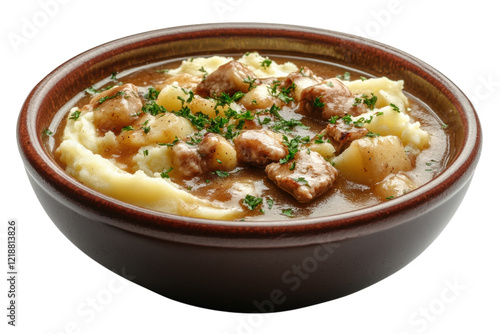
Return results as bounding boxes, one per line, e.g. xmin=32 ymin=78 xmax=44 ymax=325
xmin=17 ymin=23 xmax=482 ymax=313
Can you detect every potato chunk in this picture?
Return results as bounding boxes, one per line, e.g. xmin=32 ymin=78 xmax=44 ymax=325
xmin=333 ymin=135 xmax=412 ymax=185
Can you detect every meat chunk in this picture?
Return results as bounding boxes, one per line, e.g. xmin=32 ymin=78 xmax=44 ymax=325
xmin=89 ymin=83 xmax=143 ymax=134
xmin=170 ymin=133 xmax=237 ymax=178
xmin=234 ymin=130 xmax=288 ymax=167
xmin=325 ymin=120 xmax=369 ymax=153
xmin=298 ymin=79 xmax=366 ymax=120
xmin=280 ymin=67 xmax=323 ymax=101
xmin=195 ymin=61 xmax=260 ymax=97
xmin=265 ymin=150 xmax=338 ymax=203
xmin=170 ymin=141 xmax=203 ymax=178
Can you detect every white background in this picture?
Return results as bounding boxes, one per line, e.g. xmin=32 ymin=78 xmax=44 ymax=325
xmin=1 ymin=0 xmax=498 ymax=333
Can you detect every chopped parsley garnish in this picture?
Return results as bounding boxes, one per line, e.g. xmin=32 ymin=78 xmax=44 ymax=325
xmin=314 ymin=134 xmax=325 ymax=144
xmin=266 ymin=198 xmax=274 ymax=210
xmin=267 ymin=81 xmax=295 ymax=104
xmin=313 ymin=96 xmax=325 ymax=108
xmin=266 ymin=104 xmax=308 ymax=133
xmin=42 ymin=128 xmax=53 ymax=136
xmin=337 ymin=71 xmax=351 ymax=81
xmin=280 ymin=135 xmax=303 ymax=164
xmin=365 ymin=131 xmax=380 ymax=138
xmin=160 ymin=167 xmax=174 ymax=179
xmin=243 ymin=76 xmax=257 ymax=91
xmin=260 ymin=58 xmax=272 ymax=69
xmin=69 ymin=110 xmax=81 ymax=120
xmin=281 ymin=208 xmax=294 ymax=217
xmin=214 ymin=170 xmax=229 ymax=178
xmin=145 ymin=87 xmax=160 ymax=101
xmin=143 ymin=149 xmax=149 ymax=156
xmin=243 ymin=195 xmax=263 ymax=211
xmin=98 ymin=90 xmax=126 ymax=104
xmin=174 ymin=106 xmax=210 ymax=131
xmin=353 ymin=93 xmax=378 ymax=110
xmin=213 ymin=91 xmax=245 ymax=109
xmin=121 ymin=125 xmax=134 ymax=132
xmin=142 ymin=100 xmax=168 ymax=116
xmin=292 ymin=177 xmax=309 ymax=186
xmin=165 ymin=137 xmax=180 ymax=147
xmin=390 ymin=103 xmax=401 ymax=112
xmin=140 ymin=119 xmax=151 ymax=134
xmin=199 ymin=66 xmax=208 ymax=80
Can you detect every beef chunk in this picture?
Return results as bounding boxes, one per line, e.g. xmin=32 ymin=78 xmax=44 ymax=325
xmin=170 ymin=141 xmax=203 ymax=178
xmin=89 ymin=83 xmax=143 ymax=134
xmin=265 ymin=150 xmax=338 ymax=203
xmin=234 ymin=130 xmax=288 ymax=167
xmin=298 ymin=79 xmax=366 ymax=120
xmin=195 ymin=61 xmax=260 ymax=97
xmin=280 ymin=67 xmax=323 ymax=101
xmin=325 ymin=120 xmax=369 ymax=153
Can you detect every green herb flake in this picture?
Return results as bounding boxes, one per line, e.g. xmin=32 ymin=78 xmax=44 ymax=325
xmin=145 ymin=87 xmax=160 ymax=101
xmin=160 ymin=167 xmax=174 ymax=179
xmin=243 ymin=76 xmax=257 ymax=91
xmin=214 ymin=170 xmax=229 ymax=178
xmin=121 ymin=125 xmax=134 ymax=132
xmin=243 ymin=195 xmax=263 ymax=211
xmin=260 ymin=58 xmax=272 ymax=69
xmin=140 ymin=119 xmax=151 ymax=134
xmin=266 ymin=198 xmax=274 ymax=210
xmin=390 ymin=103 xmax=401 ymax=112
xmin=281 ymin=208 xmax=294 ymax=217
xmin=313 ymin=96 xmax=325 ymax=108
xmin=69 ymin=110 xmax=81 ymax=120
xmin=43 ymin=128 xmax=53 ymax=136
xmin=98 ymin=90 xmax=126 ymax=104
xmin=292 ymin=177 xmax=309 ymax=186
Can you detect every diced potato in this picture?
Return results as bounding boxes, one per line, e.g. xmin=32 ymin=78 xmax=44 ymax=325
xmin=374 ymin=173 xmax=417 ymax=199
xmin=118 ymin=113 xmax=195 ymax=149
xmin=157 ymin=84 xmax=237 ymax=118
xmin=333 ymin=135 xmax=412 ymax=185
xmin=200 ymin=134 xmax=238 ymax=171
xmin=309 ymin=142 xmax=336 ymax=160
xmin=239 ymin=84 xmax=276 ymax=110
xmin=156 ymin=85 xmax=189 ymax=112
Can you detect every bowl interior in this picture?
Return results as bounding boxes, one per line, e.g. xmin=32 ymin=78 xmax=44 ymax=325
xmin=19 ymin=23 xmax=480 ymax=235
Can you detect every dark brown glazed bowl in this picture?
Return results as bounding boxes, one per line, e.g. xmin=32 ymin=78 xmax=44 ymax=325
xmin=17 ymin=23 xmax=481 ymax=312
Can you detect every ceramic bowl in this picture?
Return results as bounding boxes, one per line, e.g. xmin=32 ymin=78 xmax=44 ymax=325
xmin=17 ymin=23 xmax=481 ymax=312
